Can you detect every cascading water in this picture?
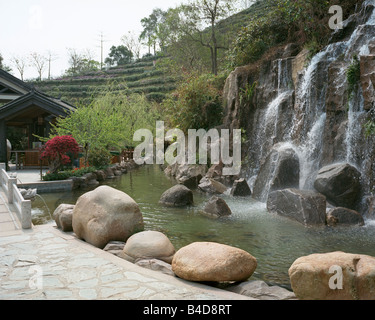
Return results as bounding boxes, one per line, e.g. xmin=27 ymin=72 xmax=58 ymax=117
xmin=244 ymin=0 xmax=375 ymax=208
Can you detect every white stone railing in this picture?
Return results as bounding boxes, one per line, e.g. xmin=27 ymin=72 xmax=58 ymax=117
xmin=0 ymin=166 xmax=32 ymax=229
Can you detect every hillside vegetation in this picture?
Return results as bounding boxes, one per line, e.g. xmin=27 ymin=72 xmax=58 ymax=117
xmin=32 ymin=56 xmax=175 ymax=106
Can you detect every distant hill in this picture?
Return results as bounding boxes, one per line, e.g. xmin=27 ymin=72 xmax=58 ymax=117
xmin=31 ymin=55 xmax=176 ymax=106
xmin=31 ymin=0 xmax=273 ymax=106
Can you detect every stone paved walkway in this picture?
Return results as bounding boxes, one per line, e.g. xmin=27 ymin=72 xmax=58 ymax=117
xmin=0 ymin=224 xmax=252 ymax=300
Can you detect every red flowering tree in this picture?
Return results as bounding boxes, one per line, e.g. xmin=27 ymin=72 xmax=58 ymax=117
xmin=40 ymin=135 xmax=80 ymax=174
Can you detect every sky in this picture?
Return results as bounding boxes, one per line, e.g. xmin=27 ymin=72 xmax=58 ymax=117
xmin=0 ymin=0 xmax=185 ymax=80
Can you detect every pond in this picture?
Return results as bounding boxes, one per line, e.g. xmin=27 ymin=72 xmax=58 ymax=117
xmin=31 ymin=165 xmax=375 ymax=290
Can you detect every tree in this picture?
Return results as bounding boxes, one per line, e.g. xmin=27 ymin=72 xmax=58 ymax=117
xmin=10 ymin=56 xmax=27 ymax=81
xmin=50 ymin=83 xmax=159 ymax=165
xmin=121 ymin=31 xmax=142 ymax=60
xmin=139 ymin=8 xmax=167 ymax=55
xmin=66 ymin=48 xmax=100 ymax=76
xmin=179 ymin=0 xmax=237 ymax=75
xmin=29 ymin=52 xmax=47 ymax=81
xmin=0 ymin=53 xmax=12 ymax=72
xmin=104 ymin=45 xmax=133 ymax=67
xmin=40 ymin=135 xmax=80 ymax=174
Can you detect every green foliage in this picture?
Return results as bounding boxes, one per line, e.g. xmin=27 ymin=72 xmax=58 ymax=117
xmin=240 ymin=81 xmax=257 ymax=105
xmin=347 ymin=55 xmax=361 ymax=99
xmin=88 ymin=148 xmax=112 ymax=168
xmin=42 ymin=166 xmax=98 ymax=181
xmin=105 ymin=45 xmax=133 ymax=66
xmin=162 ymin=73 xmax=224 ymax=133
xmin=51 ymin=82 xmax=160 ymax=164
xmin=365 ymin=120 xmax=375 ymax=137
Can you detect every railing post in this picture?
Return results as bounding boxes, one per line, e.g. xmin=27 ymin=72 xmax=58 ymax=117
xmin=21 ymin=199 xmax=32 ymax=229
xmin=7 ymin=177 xmax=17 ymax=204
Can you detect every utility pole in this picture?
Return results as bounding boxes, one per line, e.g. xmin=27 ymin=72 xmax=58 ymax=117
xmin=97 ymin=32 xmax=109 ymax=70
xmin=47 ymin=51 xmax=58 ymax=80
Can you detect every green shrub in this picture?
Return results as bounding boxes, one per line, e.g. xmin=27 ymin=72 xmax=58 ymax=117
xmin=347 ymin=55 xmax=361 ymax=99
xmin=162 ymin=73 xmax=223 ymax=133
xmin=88 ymin=148 xmax=112 ymax=168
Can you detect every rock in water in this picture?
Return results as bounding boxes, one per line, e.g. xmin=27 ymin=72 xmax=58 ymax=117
xmin=159 ymin=185 xmax=194 ymax=207
xmin=203 ymin=196 xmax=232 ymax=218
xmin=122 ymin=231 xmax=175 ymax=264
xmin=172 ymin=242 xmax=257 ymax=282
xmin=253 ymin=147 xmax=300 ymax=202
xmin=267 ymin=188 xmax=326 ymax=226
xmin=326 ymin=207 xmax=364 ymax=226
xmin=289 ymin=251 xmax=375 ymax=300
xmin=314 ymin=163 xmax=361 ymax=209
xmin=230 ymin=178 xmax=252 ymax=196
xmin=72 ymin=186 xmax=144 ymax=249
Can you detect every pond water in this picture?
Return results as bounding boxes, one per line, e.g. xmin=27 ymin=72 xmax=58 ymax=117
xmin=31 ymin=165 xmax=375 ymax=289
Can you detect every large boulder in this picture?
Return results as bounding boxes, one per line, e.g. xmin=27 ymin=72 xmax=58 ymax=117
xmin=203 ymin=196 xmax=232 ymax=218
xmin=172 ymin=242 xmax=257 ymax=282
xmin=314 ymin=163 xmax=361 ymax=209
xmin=230 ymin=178 xmax=252 ymax=197
xmin=122 ymin=230 xmax=175 ymax=264
xmin=159 ymin=185 xmax=194 ymax=207
xmin=267 ymin=188 xmax=326 ymax=226
xmin=226 ymin=280 xmax=297 ymax=300
xmin=253 ymin=146 xmax=300 ymax=202
xmin=72 ymin=186 xmax=144 ymax=249
xmin=53 ymin=204 xmax=75 ymax=232
xmin=289 ymin=251 xmax=375 ymax=300
xmin=326 ymin=207 xmax=364 ymax=226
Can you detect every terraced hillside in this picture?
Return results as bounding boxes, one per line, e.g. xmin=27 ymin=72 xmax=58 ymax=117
xmin=31 ymin=0 xmax=273 ymax=107
xmin=32 ymin=57 xmax=175 ymax=106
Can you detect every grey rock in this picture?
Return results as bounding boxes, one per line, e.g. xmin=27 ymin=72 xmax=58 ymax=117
xmin=267 ymin=188 xmax=326 ymax=226
xmin=135 ymin=259 xmax=175 ymax=277
xmin=314 ymin=163 xmax=361 ymax=209
xmin=253 ymin=147 xmax=300 ymax=202
xmin=203 ymin=196 xmax=232 ymax=218
xmin=326 ymin=207 xmax=364 ymax=226
xmin=230 ymin=178 xmax=251 ymax=197
xmin=226 ymin=280 xmax=297 ymax=300
xmin=159 ymin=185 xmax=194 ymax=207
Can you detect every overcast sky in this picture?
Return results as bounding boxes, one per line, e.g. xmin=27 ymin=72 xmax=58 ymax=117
xmin=0 ymin=0 xmax=185 ymax=80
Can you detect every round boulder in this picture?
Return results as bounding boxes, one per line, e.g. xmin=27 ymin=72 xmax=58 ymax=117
xmin=159 ymin=184 xmax=193 ymax=207
xmin=326 ymin=207 xmax=364 ymax=226
xmin=72 ymin=185 xmax=144 ymax=249
xmin=122 ymin=230 xmax=175 ymax=264
xmin=172 ymin=242 xmax=257 ymax=282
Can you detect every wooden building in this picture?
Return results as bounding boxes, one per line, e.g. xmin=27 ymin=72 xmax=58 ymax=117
xmin=0 ymin=69 xmax=76 ymax=168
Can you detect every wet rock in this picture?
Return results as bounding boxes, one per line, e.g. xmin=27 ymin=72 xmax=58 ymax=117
xmin=253 ymin=147 xmax=300 ymax=202
xmin=159 ymin=184 xmax=194 ymax=207
xmin=203 ymin=196 xmax=232 ymax=218
xmin=314 ymin=163 xmax=361 ymax=209
xmin=360 ymin=54 xmax=375 ymax=111
xmin=326 ymin=207 xmax=364 ymax=226
xmin=122 ymin=231 xmax=175 ymax=264
xmin=198 ymin=177 xmax=227 ymax=194
xmin=289 ymin=251 xmax=375 ymax=300
xmin=172 ymin=242 xmax=257 ymax=282
xmin=53 ymin=204 xmax=75 ymax=232
xmin=226 ymin=280 xmax=297 ymax=300
xmin=230 ymin=178 xmax=251 ymax=197
xmin=175 ymin=164 xmax=207 ymax=189
xmin=267 ymin=188 xmax=326 ymax=226
xmin=72 ymin=186 xmax=144 ymax=249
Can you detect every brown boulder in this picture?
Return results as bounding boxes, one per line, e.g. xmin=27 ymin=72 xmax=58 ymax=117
xmin=172 ymin=242 xmax=257 ymax=282
xmin=72 ymin=186 xmax=144 ymax=249
xmin=289 ymin=251 xmax=375 ymax=300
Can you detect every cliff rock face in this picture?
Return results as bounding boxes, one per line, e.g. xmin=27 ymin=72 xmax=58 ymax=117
xmin=222 ymin=1 xmax=375 ymax=215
